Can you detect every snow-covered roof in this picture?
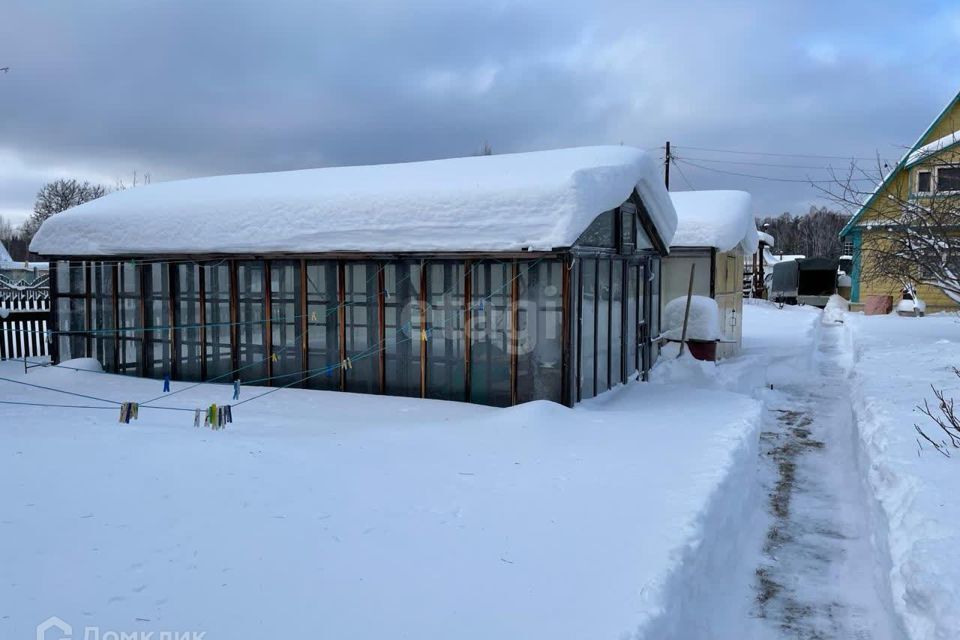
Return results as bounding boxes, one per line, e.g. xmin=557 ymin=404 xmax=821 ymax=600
xmin=668 ymin=190 xmax=758 ymax=253
xmin=758 ymin=231 xmax=774 ymax=248
xmin=30 ymin=146 xmax=677 ymax=256
xmin=905 ymin=130 xmax=960 ymax=167
xmin=0 ymin=241 xmax=12 ymax=263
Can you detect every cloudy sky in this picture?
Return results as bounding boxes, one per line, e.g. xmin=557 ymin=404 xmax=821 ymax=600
xmin=2 ymin=0 xmax=959 ymax=227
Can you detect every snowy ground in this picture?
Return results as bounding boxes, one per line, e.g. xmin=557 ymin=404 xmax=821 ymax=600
xmin=1 ymin=347 xmax=762 ymax=639
xmin=3 ymin=302 xmax=954 ymax=639
xmin=847 ymin=312 xmax=960 ymax=640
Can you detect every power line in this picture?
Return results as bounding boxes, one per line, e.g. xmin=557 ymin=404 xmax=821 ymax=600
xmin=671 ymin=144 xmax=893 ymax=162
xmin=670 ymin=158 xmax=696 ymax=190
xmin=674 ymin=155 xmax=866 ymax=171
xmin=674 ymin=158 xmax=880 ymax=184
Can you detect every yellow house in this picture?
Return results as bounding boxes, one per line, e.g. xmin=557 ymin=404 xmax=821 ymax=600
xmin=841 ymin=91 xmax=960 ymax=311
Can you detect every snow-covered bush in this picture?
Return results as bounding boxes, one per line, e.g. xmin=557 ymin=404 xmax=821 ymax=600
xmin=663 ymin=295 xmax=721 ymax=341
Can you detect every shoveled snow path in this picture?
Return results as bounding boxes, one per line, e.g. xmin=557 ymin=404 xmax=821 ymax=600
xmin=748 ymin=323 xmax=906 ymax=639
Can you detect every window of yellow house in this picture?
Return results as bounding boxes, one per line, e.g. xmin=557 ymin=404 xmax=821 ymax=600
xmin=917 ymin=170 xmax=932 ymax=194
xmin=936 ymin=166 xmax=960 ymax=192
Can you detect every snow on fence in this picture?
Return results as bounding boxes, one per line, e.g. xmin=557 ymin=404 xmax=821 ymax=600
xmin=0 ymin=289 xmax=51 ymax=361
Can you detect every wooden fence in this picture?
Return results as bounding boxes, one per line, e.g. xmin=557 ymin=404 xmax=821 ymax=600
xmin=1 ymin=289 xmax=51 ymax=361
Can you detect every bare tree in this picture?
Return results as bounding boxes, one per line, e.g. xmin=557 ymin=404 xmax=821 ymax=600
xmin=915 ymin=368 xmax=960 ymax=456
xmin=19 ymin=179 xmax=109 ymax=242
xmin=0 ymin=214 xmax=15 ymax=243
xmin=476 ymin=142 xmax=493 ymax=156
xmin=818 ymin=155 xmax=960 ymax=305
xmin=115 ymin=169 xmax=152 ymax=192
xmin=756 ymin=207 xmax=849 ymax=259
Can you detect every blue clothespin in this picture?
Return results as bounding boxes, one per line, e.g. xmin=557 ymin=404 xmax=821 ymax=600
xmin=478 ymin=299 xmax=484 ymax=311
xmin=162 ymin=375 xmax=170 ymax=393
xmin=233 ymin=379 xmax=240 ymax=400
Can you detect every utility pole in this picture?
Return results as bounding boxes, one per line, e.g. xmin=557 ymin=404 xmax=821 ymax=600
xmin=664 ymin=140 xmax=671 ymax=190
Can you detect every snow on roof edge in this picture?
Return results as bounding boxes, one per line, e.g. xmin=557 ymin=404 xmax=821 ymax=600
xmin=667 ymin=190 xmax=758 ymax=253
xmin=31 ymin=146 xmax=677 ymax=256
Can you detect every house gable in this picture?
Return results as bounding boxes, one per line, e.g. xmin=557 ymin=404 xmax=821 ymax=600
xmin=841 ymin=89 xmax=960 ymax=236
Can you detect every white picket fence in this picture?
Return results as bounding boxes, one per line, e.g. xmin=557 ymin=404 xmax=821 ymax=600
xmin=0 ymin=291 xmax=51 ymax=360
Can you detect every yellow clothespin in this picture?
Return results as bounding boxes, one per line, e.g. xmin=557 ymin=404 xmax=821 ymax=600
xmin=271 ymin=353 xmax=279 ymax=362
xmin=421 ymin=328 xmax=428 ymax=342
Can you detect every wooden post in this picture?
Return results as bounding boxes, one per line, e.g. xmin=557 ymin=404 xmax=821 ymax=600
xmin=677 ymin=263 xmax=696 ymax=358
xmin=264 ymin=261 xmax=273 ymax=384
xmin=299 ymin=259 xmax=308 ymax=387
xmin=464 ymin=260 xmax=472 ymax=403
xmin=664 ymin=141 xmax=671 ymax=190
xmin=378 ymin=264 xmax=386 ymax=394
xmin=419 ymin=262 xmax=427 ymax=399
xmin=198 ymin=264 xmax=207 ymax=380
xmin=510 ymin=260 xmax=519 ymax=405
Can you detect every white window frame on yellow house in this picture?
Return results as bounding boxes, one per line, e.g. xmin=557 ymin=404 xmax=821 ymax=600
xmin=913 ymin=165 xmax=960 ymax=195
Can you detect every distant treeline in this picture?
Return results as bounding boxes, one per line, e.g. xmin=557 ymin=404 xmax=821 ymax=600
xmin=757 ymin=207 xmax=851 ymax=260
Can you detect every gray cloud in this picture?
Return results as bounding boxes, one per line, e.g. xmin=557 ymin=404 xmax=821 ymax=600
xmin=1 ymin=0 xmax=959 ymax=226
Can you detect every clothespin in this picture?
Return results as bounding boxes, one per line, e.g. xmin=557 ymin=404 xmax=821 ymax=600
xmin=233 ymin=379 xmax=240 ymax=400
xmin=478 ymin=299 xmax=484 ymax=311
xmin=341 ymin=357 xmax=352 ymax=370
xmin=271 ymin=353 xmax=279 ymax=363
xmin=310 ymin=311 xmax=318 ymax=322
xmin=421 ymin=328 xmax=428 ymax=342
xmin=193 ymin=409 xmax=202 ymax=428
xmin=162 ymin=374 xmax=170 ymax=393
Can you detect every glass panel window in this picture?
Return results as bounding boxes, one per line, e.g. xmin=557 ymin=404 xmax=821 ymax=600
xmin=627 ymin=264 xmax=639 ymax=377
xmin=55 ymin=261 xmax=71 ymax=294
xmin=117 ymin=263 xmax=141 ymax=375
xmin=648 ymin=258 xmax=661 ymax=368
xmin=203 ymin=262 xmax=233 ymax=381
xmin=516 ymin=260 xmax=563 ymax=404
xmin=620 ymin=205 xmax=636 ymax=254
xmin=596 ymin=259 xmax=610 ymax=392
xmin=938 ymin=167 xmax=960 ymax=191
xmin=305 ymin=261 xmax=340 ymax=391
xmin=270 ymin=261 xmax=303 ymax=386
xmin=237 ymin=261 xmax=267 ymax=383
xmin=579 ymin=258 xmax=596 ymax=400
xmin=426 ymin=262 xmax=466 ymax=401
xmin=610 ymin=260 xmax=623 ymax=386
xmin=576 ymin=210 xmax=616 ymax=248
xmin=383 ymin=261 xmax=421 ymax=397
xmin=469 ymin=260 xmax=512 ymax=407
xmin=143 ymin=263 xmax=171 ymax=379
xmin=343 ymin=262 xmax=380 ymax=394
xmin=917 ymin=170 xmax=932 ymax=193
xmin=91 ymin=263 xmax=115 ymax=370
xmin=175 ymin=263 xmax=202 ymax=381
xmin=57 ymin=296 xmax=86 ymax=362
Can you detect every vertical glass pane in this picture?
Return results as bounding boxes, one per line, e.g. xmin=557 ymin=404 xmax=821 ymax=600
xmin=56 ymin=297 xmax=86 ymax=361
xmin=596 ymin=259 xmax=610 ymax=393
xmin=426 ymin=262 xmax=466 ymax=401
xmin=56 ymin=261 xmax=71 ymax=294
xmin=649 ymin=258 xmax=661 ymax=368
xmin=469 ymin=260 xmax=512 ymax=407
xmin=627 ymin=264 xmax=638 ymax=377
xmin=516 ymin=260 xmax=563 ymax=403
xmin=91 ymin=263 xmax=115 ymax=371
xmin=69 ymin=261 xmax=86 ymax=295
xmin=343 ymin=262 xmax=380 ymax=394
xmin=237 ymin=261 xmax=267 ymax=382
xmin=270 ymin=260 xmax=303 ymax=386
xmin=203 ymin=262 xmax=233 ymax=381
xmin=383 ymin=261 xmax=421 ymax=397
xmin=117 ymin=263 xmax=141 ymax=375
xmin=611 ymin=260 xmax=623 ymax=386
xmin=143 ymin=263 xmax=171 ymax=379
xmin=305 ymin=261 xmax=340 ymax=391
xmin=579 ymin=258 xmax=596 ymax=400
xmin=176 ymin=263 xmax=202 ymax=381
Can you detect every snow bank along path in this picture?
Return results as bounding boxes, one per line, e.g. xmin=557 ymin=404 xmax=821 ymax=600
xmin=1 ymin=355 xmax=754 ymax=639
xmin=847 ymin=313 xmax=960 ymax=639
